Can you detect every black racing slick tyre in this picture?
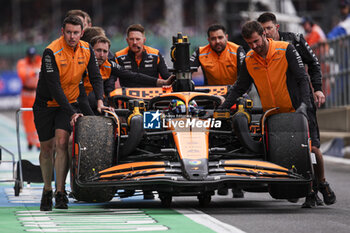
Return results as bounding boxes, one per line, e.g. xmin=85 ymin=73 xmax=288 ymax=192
xmin=71 ymin=116 xmax=117 ymax=203
xmin=266 ymin=112 xmax=312 ymax=199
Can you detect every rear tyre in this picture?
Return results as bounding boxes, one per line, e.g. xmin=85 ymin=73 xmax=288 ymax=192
xmin=266 ymin=113 xmax=312 ymax=199
xmin=71 ymin=116 xmax=117 ymax=203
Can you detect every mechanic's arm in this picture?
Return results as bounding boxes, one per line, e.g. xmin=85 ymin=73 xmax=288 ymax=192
xmin=104 ymin=74 xmax=116 ymax=97
xmin=190 ymin=48 xmax=208 ymax=85
xmin=77 ymin=80 xmax=95 ymax=116
xmin=297 ymin=35 xmax=325 ymax=106
xmin=190 ymin=48 xmax=201 ymax=68
xmin=286 ymin=44 xmax=312 ymax=108
xmin=110 ymin=60 xmax=172 ymax=87
xmin=236 ymin=46 xmax=246 ymax=76
xmin=157 ymin=52 xmax=172 ymax=79
xmin=86 ymin=45 xmax=108 ymax=113
xmin=42 ymin=49 xmax=76 ymax=117
xmin=220 ymin=60 xmax=253 ymax=109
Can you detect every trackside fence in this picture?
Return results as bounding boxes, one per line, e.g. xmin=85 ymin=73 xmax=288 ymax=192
xmin=314 ymin=35 xmax=350 ymax=108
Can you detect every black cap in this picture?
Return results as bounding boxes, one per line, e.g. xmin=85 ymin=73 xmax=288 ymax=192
xmin=340 ymin=0 xmax=350 ymax=7
xmin=26 ymin=47 xmax=36 ymax=56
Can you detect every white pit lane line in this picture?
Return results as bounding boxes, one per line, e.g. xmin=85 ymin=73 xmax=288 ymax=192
xmin=175 ymin=208 xmax=246 ymax=233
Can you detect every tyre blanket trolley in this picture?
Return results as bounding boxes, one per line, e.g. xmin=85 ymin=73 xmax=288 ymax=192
xmin=11 ymin=107 xmax=51 ymax=196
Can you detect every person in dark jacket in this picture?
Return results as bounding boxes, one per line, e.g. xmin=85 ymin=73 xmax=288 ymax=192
xmin=84 ymin=35 xmax=174 ymax=114
xmin=257 ymin=12 xmax=336 ymax=207
xmin=115 ymin=24 xmax=171 ymax=87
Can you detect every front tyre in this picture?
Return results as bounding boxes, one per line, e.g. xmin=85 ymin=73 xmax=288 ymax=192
xmin=71 ymin=116 xmax=117 ymax=203
xmin=266 ymin=112 xmax=312 ymax=199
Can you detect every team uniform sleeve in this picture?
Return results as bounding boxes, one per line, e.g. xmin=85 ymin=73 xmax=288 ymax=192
xmin=220 ymin=59 xmax=253 ymax=109
xmin=104 ymin=75 xmax=116 ymax=97
xmin=286 ymin=44 xmax=312 ymax=107
xmin=42 ymin=49 xmax=76 ymax=117
xmin=236 ymin=46 xmax=246 ymax=77
xmin=110 ymin=60 xmax=158 ymax=86
xmin=86 ymin=45 xmax=104 ymax=101
xmin=78 ymin=81 xmax=95 ymax=116
xmin=157 ymin=52 xmax=171 ymax=79
xmin=190 ymin=48 xmax=201 ymax=68
xmin=297 ymin=34 xmax=323 ymax=92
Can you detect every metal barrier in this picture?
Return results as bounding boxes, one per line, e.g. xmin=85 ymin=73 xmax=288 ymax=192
xmin=0 ymin=145 xmax=21 ymax=195
xmin=314 ymin=35 xmax=350 ymax=108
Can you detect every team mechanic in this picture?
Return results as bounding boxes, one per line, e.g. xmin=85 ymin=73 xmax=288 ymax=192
xmin=33 ymin=15 xmax=108 ymax=211
xmin=257 ymin=12 xmax=336 ymax=207
xmin=115 ymin=24 xmax=171 ymax=87
xmin=190 ymin=24 xmax=246 ymax=198
xmin=84 ymin=35 xmax=174 ymax=114
xmin=220 ymin=21 xmax=317 ymax=207
xmin=190 ymin=24 xmax=246 ymax=85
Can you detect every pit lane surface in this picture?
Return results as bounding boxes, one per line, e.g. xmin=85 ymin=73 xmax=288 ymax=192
xmin=1 ymin=112 xmax=350 ymax=233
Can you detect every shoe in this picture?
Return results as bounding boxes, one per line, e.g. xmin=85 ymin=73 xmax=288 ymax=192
xmin=232 ymin=188 xmax=244 ymax=198
xmin=301 ymin=192 xmax=316 ymax=208
xmin=287 ymin=198 xmax=299 ymax=203
xmin=55 ymin=191 xmax=68 ymax=209
xmin=319 ymin=181 xmax=336 ymax=205
xmin=218 ymin=188 xmax=228 ymax=195
xmin=40 ymin=189 xmax=53 ymax=211
xmin=143 ymin=191 xmax=155 ymax=200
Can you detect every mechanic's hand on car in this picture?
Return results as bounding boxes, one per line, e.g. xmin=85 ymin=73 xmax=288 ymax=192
xmin=157 ymin=75 xmax=176 ymax=86
xmin=70 ymin=113 xmax=83 ymax=126
xmin=97 ymin=99 xmax=114 ymax=113
xmin=314 ymin=90 xmax=325 ymax=108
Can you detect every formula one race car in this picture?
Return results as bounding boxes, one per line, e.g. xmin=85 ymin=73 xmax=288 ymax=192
xmin=70 ymin=34 xmax=313 ymax=207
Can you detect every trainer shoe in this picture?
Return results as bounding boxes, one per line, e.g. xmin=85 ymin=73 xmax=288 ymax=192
xmin=40 ymin=189 xmax=53 ymax=211
xmin=301 ymin=191 xmax=316 ymax=208
xmin=319 ymin=181 xmax=336 ymax=205
xmin=301 ymin=190 xmax=323 ymax=208
xmin=55 ymin=191 xmax=68 ymax=209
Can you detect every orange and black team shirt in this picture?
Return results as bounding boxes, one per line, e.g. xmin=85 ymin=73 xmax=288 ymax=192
xmin=34 ymin=36 xmax=103 ymax=117
xmin=115 ymin=45 xmax=171 ymax=87
xmin=190 ymin=42 xmax=246 ymax=85
xmin=221 ymin=39 xmax=311 ymax=113
xmin=83 ymin=59 xmax=159 ymax=97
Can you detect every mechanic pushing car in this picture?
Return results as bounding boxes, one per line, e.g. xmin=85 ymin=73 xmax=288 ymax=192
xmin=190 ymin=24 xmax=246 ymax=85
xmin=82 ymin=35 xmax=174 ymax=115
xmin=257 ymin=12 xmax=335 ymax=207
xmin=33 ymin=15 xmax=110 ymax=211
xmin=115 ymin=24 xmax=172 ymax=87
xmin=220 ymin=20 xmax=336 ymax=207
